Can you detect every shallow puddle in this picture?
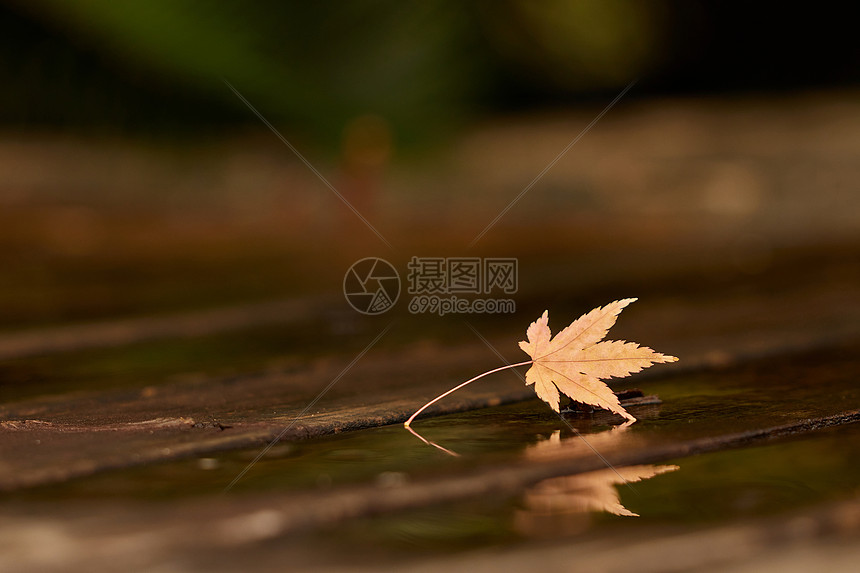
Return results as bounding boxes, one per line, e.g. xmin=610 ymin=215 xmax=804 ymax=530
xmin=2 ymin=339 xmax=858 ymax=570
xmin=8 ymin=341 xmax=859 ymax=503
xmin=295 ymin=421 xmax=860 ymax=560
xmin=2 ymin=341 xmax=859 ymax=569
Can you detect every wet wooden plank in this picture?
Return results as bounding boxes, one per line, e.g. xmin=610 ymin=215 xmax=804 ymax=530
xmin=1 ymin=412 xmax=858 ymax=573
xmin=0 ymin=297 xmax=328 ymax=360
xmin=394 ymin=495 xmax=860 ymax=573
xmin=2 ymin=264 xmax=860 ymax=492
xmin=1 ymin=92 xmax=860 ymax=572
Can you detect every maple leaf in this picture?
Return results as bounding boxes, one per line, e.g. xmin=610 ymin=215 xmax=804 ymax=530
xmin=405 ymin=299 xmax=677 ymax=437
xmin=518 ymin=299 xmax=677 ymax=422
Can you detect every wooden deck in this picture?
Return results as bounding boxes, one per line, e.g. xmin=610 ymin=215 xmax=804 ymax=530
xmin=2 ymin=92 xmax=860 ymax=571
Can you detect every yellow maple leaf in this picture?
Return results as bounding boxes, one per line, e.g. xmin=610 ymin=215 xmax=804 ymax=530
xmin=405 ymin=299 xmax=677 ymax=443
xmin=519 ymin=299 xmax=677 ymax=421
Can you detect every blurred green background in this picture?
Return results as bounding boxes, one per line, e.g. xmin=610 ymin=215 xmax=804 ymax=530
xmin=3 ymin=0 xmax=858 ymax=148
xmin=1 ymin=0 xmax=859 ymax=331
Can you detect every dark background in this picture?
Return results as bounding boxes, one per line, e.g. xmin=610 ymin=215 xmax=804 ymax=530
xmin=2 ymin=1 xmax=858 ymax=145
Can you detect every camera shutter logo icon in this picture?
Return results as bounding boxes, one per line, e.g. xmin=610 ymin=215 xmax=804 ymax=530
xmin=343 ymin=257 xmax=400 ymax=315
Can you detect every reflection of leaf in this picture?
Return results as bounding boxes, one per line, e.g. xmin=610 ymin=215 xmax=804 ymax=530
xmin=516 ymin=430 xmax=678 ymax=535
xmin=519 ymin=299 xmax=677 ymax=422
xmin=524 ymin=427 xmax=635 ymax=462
xmin=523 ymin=463 xmax=679 ymax=518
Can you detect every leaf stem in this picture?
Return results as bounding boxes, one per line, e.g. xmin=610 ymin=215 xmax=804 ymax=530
xmin=404 ymin=360 xmax=533 ymax=428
